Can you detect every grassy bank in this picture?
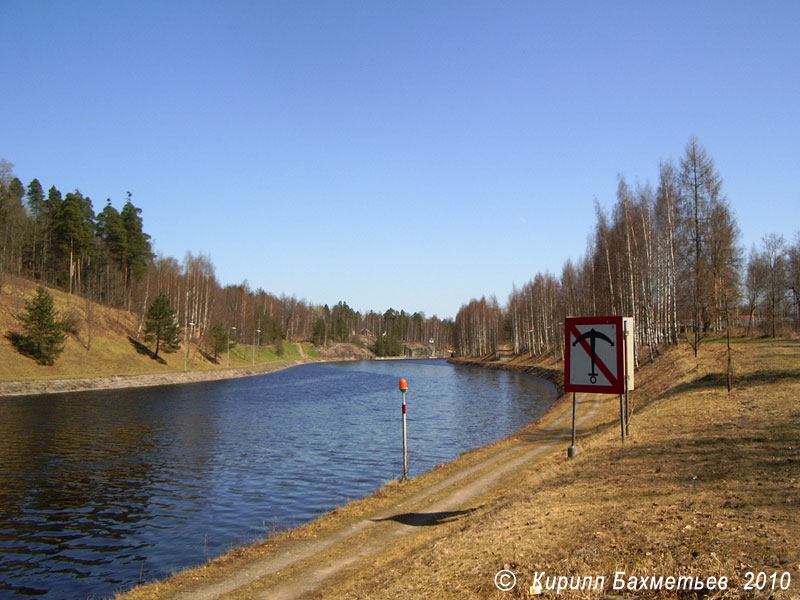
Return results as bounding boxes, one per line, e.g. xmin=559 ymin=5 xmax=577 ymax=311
xmin=0 ymin=278 xmax=318 ymax=389
xmin=320 ymin=341 xmax=800 ymax=599
xmin=116 ymin=339 xmax=799 ymax=599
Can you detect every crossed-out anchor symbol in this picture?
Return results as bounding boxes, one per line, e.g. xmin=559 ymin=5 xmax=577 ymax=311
xmin=572 ymin=328 xmax=614 ymax=384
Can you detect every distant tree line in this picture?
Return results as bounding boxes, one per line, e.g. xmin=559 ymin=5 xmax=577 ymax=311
xmin=0 ymin=159 xmax=455 ymax=360
xmin=310 ymin=301 xmax=450 ymax=356
xmin=6 ymin=136 xmax=795 ymax=366
xmin=0 ymin=165 xmax=153 ymax=304
xmin=744 ymin=233 xmax=800 ymax=338
xmin=454 ymin=136 xmax=800 ymax=359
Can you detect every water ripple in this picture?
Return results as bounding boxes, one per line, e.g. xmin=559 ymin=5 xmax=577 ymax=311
xmin=0 ymin=360 xmax=554 ymax=598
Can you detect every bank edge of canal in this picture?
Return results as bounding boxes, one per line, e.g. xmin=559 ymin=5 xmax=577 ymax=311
xmin=113 ymin=354 xmax=607 ymax=600
xmin=116 ymin=342 xmax=800 ymax=599
xmin=0 ymin=350 xmax=438 ymax=398
xmin=0 ymin=360 xmax=302 ymax=397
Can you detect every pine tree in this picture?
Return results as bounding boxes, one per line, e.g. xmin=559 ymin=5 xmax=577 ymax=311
xmin=15 ymin=286 xmax=67 ymax=365
xmin=26 ymin=179 xmax=45 ymax=279
xmin=312 ymin=316 xmax=327 ymax=346
xmin=275 ymin=335 xmax=285 ymax=357
xmin=143 ymin=292 xmax=181 ymax=360
xmin=96 ymin=202 xmax=127 ymax=264
xmin=95 ymin=201 xmax=127 ymax=305
xmin=209 ymin=321 xmax=229 ymax=363
xmin=52 ymin=191 xmax=95 ymax=294
xmin=120 ymin=195 xmax=152 ymax=309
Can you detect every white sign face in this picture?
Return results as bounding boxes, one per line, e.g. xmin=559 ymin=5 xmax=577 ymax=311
xmin=565 ymin=317 xmax=624 ymax=394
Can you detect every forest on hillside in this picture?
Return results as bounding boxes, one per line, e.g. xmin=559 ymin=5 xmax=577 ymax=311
xmin=0 ymin=159 xmax=454 ymax=357
xmin=453 ymin=136 xmax=800 ymax=361
xmin=3 ymin=136 xmax=799 ymax=365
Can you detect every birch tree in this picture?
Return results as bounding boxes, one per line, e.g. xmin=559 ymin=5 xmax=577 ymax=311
xmin=744 ymin=246 xmax=767 ymax=335
xmin=760 ymin=233 xmax=787 ymax=337
xmin=788 ymin=233 xmax=800 ymax=328
xmin=655 ymin=161 xmax=680 ymax=344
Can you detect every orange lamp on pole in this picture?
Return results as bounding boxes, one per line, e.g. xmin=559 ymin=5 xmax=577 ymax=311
xmin=398 ymin=378 xmax=409 ymax=480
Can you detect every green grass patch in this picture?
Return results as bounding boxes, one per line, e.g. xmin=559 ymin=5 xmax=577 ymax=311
xmin=302 ymin=344 xmax=320 ymax=359
xmin=228 ymin=341 xmax=312 ymax=364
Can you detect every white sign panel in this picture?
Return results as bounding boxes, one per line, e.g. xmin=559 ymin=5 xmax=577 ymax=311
xmin=565 ymin=316 xmax=624 ymax=394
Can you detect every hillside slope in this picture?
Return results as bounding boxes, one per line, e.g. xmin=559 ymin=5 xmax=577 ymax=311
xmin=0 ymin=277 xmax=310 ymax=390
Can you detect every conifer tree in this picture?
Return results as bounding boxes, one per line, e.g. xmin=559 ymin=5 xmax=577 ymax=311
xmin=26 ymin=179 xmax=45 ymax=279
xmin=52 ymin=191 xmax=95 ymax=294
xmin=143 ymin=292 xmax=181 ymax=360
xmin=209 ymin=321 xmax=227 ymax=363
xmin=120 ymin=194 xmax=152 ymax=309
xmin=15 ymin=286 xmax=67 ymax=365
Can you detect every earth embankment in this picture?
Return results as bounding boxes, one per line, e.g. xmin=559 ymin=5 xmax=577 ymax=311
xmin=0 ymin=360 xmax=299 ymax=396
xmin=118 ymin=340 xmax=800 ymax=599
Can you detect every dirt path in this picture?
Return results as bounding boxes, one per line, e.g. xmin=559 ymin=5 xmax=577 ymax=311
xmin=152 ymin=392 xmax=605 ymax=600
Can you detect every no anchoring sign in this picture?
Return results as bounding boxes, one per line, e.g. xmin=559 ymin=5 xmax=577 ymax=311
xmin=565 ymin=316 xmax=624 ymax=395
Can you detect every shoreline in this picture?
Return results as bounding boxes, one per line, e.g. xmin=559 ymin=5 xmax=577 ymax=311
xmin=448 ymin=355 xmax=565 ymax=394
xmin=116 ymin=342 xmax=800 ymax=600
xmin=115 ymin=356 xmax=577 ymax=599
xmin=0 ymin=355 xmax=452 ymax=398
xmin=0 ymin=360 xmax=308 ymax=397
xmin=5 ymin=353 xmax=569 ymax=599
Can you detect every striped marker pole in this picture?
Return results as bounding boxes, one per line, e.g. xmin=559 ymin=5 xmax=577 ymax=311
xmin=399 ymin=378 xmax=409 ymax=481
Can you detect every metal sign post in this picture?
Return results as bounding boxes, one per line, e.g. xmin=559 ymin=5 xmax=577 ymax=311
xmin=398 ymin=378 xmax=409 ymax=481
xmin=565 ymin=316 xmax=625 ymax=458
xmin=623 ymin=317 xmax=635 ymax=437
xmin=568 ymin=392 xmax=578 ymax=458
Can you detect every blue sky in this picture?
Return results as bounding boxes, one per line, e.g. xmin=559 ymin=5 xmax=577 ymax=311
xmin=2 ymin=1 xmax=798 ymax=319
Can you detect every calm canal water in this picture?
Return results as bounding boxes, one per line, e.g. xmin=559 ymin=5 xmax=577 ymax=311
xmin=0 ymin=359 xmax=555 ymax=598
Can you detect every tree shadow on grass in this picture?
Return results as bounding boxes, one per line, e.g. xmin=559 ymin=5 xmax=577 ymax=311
xmin=128 ymin=336 xmax=167 ymax=365
xmin=197 ymin=347 xmax=219 ymax=365
xmin=371 ymin=506 xmax=482 ymax=527
xmin=661 ymin=369 xmax=800 ymax=398
xmin=6 ymin=331 xmax=42 ymax=363
xmin=606 ymin=413 xmax=800 ymax=512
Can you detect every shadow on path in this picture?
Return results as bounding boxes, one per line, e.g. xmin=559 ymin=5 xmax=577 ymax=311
xmin=371 ymin=506 xmax=482 ymax=527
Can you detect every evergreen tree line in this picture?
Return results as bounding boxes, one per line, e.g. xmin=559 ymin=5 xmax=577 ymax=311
xmin=0 ymin=160 xmax=152 ymax=308
xmin=311 ymin=303 xmax=440 ymax=356
xmin=0 ymin=159 xmax=454 ymax=360
xmin=454 ymin=136 xmax=800 ymax=359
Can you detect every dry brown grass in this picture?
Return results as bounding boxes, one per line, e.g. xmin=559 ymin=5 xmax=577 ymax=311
xmin=0 ymin=278 xmax=305 ymax=387
xmin=113 ymin=340 xmax=800 ymax=600
xmin=1 ymin=278 xmax=199 ymax=381
xmin=306 ymin=342 xmax=800 ymax=600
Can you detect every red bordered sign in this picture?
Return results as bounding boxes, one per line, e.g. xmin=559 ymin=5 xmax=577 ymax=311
xmin=565 ymin=316 xmax=624 ymax=394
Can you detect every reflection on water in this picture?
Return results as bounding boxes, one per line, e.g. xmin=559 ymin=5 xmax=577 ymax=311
xmin=0 ymin=360 xmax=555 ymax=597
